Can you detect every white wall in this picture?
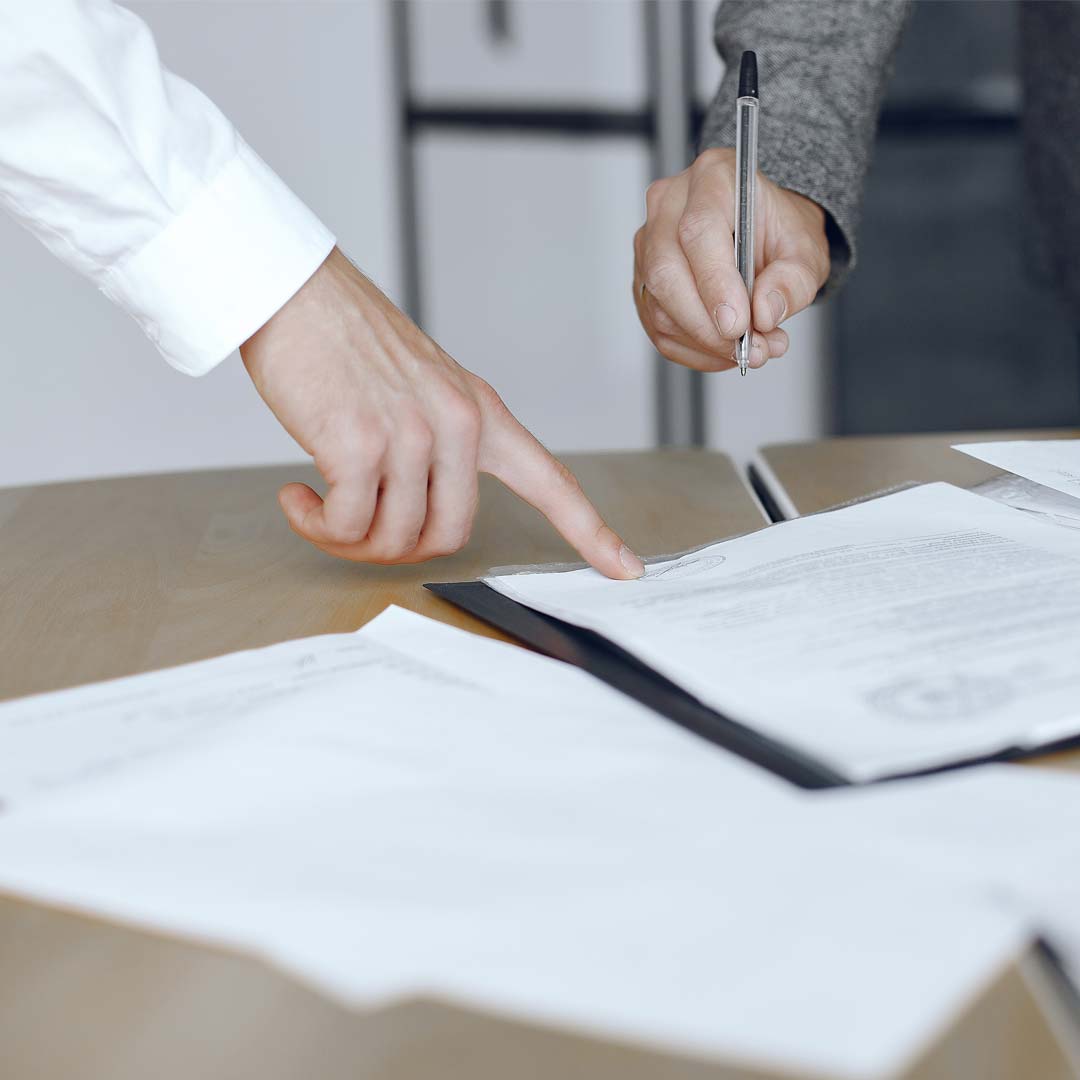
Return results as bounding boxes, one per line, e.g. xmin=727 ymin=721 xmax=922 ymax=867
xmin=706 ymin=305 xmax=829 ymax=467
xmin=0 ymin=0 xmax=400 ymax=489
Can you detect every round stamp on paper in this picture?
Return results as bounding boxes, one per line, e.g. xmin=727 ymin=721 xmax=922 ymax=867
xmin=864 ymin=673 xmax=1013 ymax=723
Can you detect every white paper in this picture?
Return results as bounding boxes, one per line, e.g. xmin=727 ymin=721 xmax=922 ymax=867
xmin=955 ymin=440 xmax=1080 ymax=501
xmin=957 ymin=439 xmax=1080 ymax=530
xmin=973 ymin=474 xmax=1080 ymax=530
xmin=0 ymin=622 xmax=514 ymax=808
xmin=488 ymin=483 xmax=1080 ymax=781
xmin=0 ymin=607 xmax=1042 ymax=1079
xmin=0 ymin=605 xmax=728 ymax=809
xmin=811 ymin=765 xmax=1080 ymax=979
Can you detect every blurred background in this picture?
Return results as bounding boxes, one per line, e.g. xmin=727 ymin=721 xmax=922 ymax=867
xmin=0 ymin=0 xmax=1070 ymax=489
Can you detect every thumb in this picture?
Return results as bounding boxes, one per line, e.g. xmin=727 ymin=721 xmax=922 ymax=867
xmin=478 ymin=399 xmax=645 ymax=580
xmin=751 ymin=257 xmax=823 ymax=332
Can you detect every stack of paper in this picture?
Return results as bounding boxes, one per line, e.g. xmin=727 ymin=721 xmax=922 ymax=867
xmin=2 ymin=608 xmax=1079 ymax=1077
xmin=488 ymin=483 xmax=1080 ymax=782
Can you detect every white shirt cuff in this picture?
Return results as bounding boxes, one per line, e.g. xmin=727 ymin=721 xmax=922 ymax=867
xmin=100 ymin=139 xmax=336 ymax=376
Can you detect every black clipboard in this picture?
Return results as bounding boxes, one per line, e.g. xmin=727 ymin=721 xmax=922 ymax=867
xmin=425 ymin=580 xmax=1080 ymax=790
xmin=426 ymin=580 xmax=846 ymax=789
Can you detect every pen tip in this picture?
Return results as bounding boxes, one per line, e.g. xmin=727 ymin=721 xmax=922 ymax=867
xmin=738 ymin=51 xmax=758 ymax=99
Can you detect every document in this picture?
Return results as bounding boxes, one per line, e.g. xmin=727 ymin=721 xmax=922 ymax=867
xmin=972 ymin=474 xmax=1080 ymax=531
xmin=811 ymin=765 xmax=1080 ymax=978
xmin=488 ymin=483 xmax=1080 ymax=780
xmin=1 ymin=606 xmax=765 ymax=809
xmin=956 ymin=440 xmax=1080 ymax=529
xmin=956 ymin=439 xmax=1080 ymax=500
xmin=0 ymin=622 xmax=506 ymax=809
xmin=0 ymin=607 xmax=1055 ymax=1080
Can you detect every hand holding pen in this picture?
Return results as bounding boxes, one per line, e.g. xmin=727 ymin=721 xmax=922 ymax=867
xmin=633 ymin=52 xmax=830 ymax=375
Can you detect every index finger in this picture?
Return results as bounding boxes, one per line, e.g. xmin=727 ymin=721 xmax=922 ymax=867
xmin=678 ymin=154 xmax=751 ymax=340
xmin=479 ymin=407 xmax=644 ymax=580
xmin=640 ymin=176 xmax=731 ymax=353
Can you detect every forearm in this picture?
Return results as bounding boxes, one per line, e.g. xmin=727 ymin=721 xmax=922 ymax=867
xmin=0 ymin=0 xmax=334 ymax=374
xmin=700 ymin=0 xmax=912 ymax=295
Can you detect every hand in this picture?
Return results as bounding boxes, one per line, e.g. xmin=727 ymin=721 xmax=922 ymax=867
xmin=633 ymin=147 xmax=829 ymax=372
xmin=240 ymin=248 xmax=645 ymax=578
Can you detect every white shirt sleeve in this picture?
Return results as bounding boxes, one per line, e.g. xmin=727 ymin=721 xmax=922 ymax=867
xmin=0 ymin=0 xmax=337 ymax=376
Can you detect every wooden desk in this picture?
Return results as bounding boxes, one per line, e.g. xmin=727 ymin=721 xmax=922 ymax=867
xmin=0 ymin=451 xmax=1074 ymax=1080
xmin=754 ymin=429 xmax=1080 ymax=519
xmin=0 ymin=450 xmax=763 ymax=703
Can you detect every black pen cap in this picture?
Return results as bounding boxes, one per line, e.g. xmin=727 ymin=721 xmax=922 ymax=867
xmin=738 ymin=51 xmax=758 ymax=99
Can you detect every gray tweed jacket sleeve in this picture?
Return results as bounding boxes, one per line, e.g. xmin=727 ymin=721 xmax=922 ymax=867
xmin=699 ymin=0 xmax=912 ymax=295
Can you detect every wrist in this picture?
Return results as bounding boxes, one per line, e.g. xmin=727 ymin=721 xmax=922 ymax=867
xmin=241 ymin=246 xmax=351 ymax=361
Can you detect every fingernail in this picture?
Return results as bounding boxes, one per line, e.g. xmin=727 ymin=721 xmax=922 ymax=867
xmin=618 ymin=544 xmax=645 ymax=579
xmin=750 ymin=338 xmax=766 ymax=368
xmin=768 ymin=290 xmax=787 ymax=327
xmin=714 ymin=303 xmax=737 ymax=336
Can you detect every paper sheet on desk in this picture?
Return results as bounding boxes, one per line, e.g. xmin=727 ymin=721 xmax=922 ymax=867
xmin=0 ymin=606 xmax=1060 ymax=1080
xmin=488 ymin=483 xmax=1080 ymax=781
xmin=955 ymin=439 xmax=1080 ymax=500
xmin=973 ymin=473 xmax=1080 ymax=530
xmin=956 ymin=441 xmax=1080 ymax=529
xmin=812 ymin=765 xmax=1080 ymax=980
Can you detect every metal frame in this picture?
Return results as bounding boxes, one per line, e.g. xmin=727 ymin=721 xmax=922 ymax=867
xmin=645 ymin=0 xmax=704 ymax=446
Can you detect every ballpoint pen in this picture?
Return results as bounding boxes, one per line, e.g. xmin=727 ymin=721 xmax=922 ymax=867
xmin=734 ymin=50 xmax=758 ymax=377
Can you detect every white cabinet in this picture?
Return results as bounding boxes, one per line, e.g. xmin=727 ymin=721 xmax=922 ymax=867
xmin=409 ymin=0 xmax=646 ymax=108
xmin=142 ymin=1 xmax=401 ymax=300
xmin=415 ymin=132 xmax=655 ymax=450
